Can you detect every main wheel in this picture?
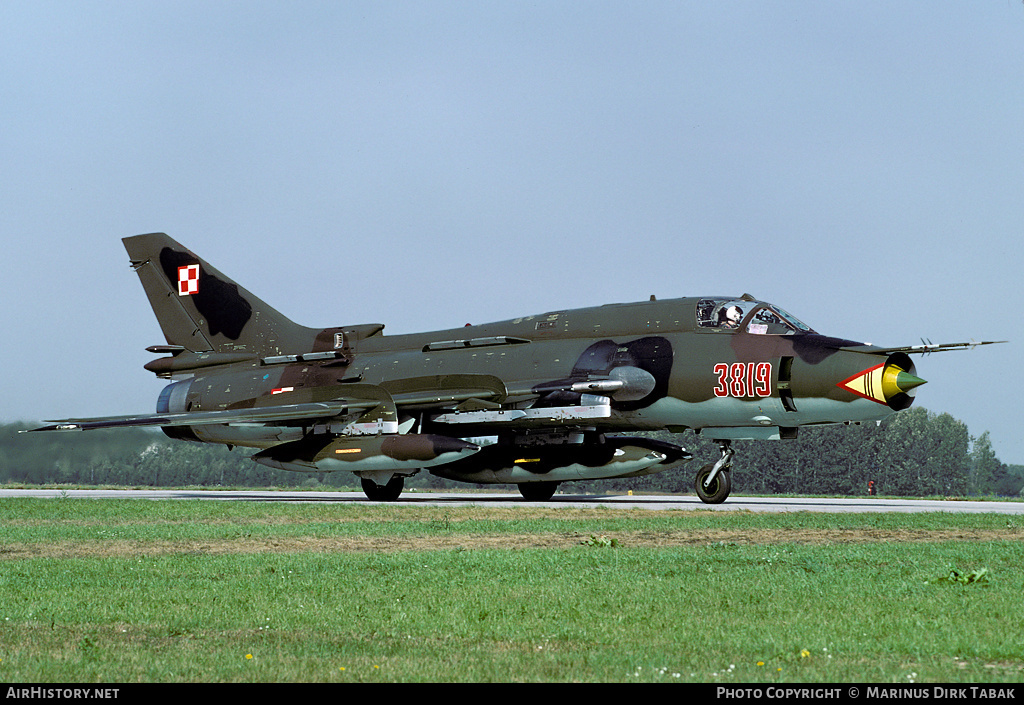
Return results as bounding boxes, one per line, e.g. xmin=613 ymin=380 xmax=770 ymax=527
xmin=518 ymin=481 xmax=558 ymax=501
xmin=694 ymin=464 xmax=731 ymax=504
xmin=361 ymin=476 xmax=405 ymax=501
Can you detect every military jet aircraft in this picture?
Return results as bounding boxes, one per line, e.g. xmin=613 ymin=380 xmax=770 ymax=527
xmin=30 ymin=233 xmax=1003 ymax=503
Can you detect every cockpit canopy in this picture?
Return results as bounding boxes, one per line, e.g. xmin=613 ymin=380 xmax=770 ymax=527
xmin=696 ymin=298 xmax=815 ymax=335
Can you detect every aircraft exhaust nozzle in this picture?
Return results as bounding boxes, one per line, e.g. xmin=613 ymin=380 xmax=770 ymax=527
xmin=837 ymin=352 xmax=925 ymax=411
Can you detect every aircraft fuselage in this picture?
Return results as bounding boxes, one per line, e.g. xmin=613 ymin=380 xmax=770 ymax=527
xmin=38 ymin=234 xmax=993 ymax=503
xmin=160 ymin=296 xmax=914 ymax=450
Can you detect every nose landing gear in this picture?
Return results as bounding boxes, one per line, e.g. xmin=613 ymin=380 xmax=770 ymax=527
xmin=694 ymin=441 xmax=734 ymax=504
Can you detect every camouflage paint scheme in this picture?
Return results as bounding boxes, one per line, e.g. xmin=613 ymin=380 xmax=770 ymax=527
xmin=32 ymin=234 xmax=1001 ymax=503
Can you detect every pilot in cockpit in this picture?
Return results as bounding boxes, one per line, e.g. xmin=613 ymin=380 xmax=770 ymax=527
xmin=719 ymin=305 xmax=743 ymax=329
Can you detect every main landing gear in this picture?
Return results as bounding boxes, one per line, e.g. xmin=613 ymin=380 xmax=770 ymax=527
xmin=361 ymin=475 xmax=405 ymax=501
xmin=518 ymin=481 xmax=559 ymax=501
xmin=694 ymin=441 xmax=734 ymax=504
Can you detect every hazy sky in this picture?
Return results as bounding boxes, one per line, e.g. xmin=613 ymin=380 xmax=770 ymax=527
xmin=3 ymin=2 xmax=1021 ymax=464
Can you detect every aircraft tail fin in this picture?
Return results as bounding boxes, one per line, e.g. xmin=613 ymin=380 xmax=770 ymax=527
xmin=122 ymin=233 xmax=317 ymax=357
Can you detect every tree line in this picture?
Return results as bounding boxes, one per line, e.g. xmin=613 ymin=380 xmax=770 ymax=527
xmin=1 ymin=407 xmax=1021 ymax=497
xmin=579 ymin=408 xmax=1022 ymax=498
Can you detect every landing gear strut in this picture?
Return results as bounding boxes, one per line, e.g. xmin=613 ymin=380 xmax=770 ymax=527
xmin=694 ymin=441 xmax=734 ymax=504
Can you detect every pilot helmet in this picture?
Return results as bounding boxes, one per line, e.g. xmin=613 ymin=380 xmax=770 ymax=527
xmin=724 ymin=305 xmax=743 ymax=325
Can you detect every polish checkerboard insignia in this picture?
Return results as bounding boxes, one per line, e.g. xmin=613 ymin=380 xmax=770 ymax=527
xmin=178 ymin=264 xmax=200 ymax=296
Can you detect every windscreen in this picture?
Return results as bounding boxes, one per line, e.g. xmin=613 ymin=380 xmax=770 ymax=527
xmin=697 ymin=299 xmax=814 ymax=335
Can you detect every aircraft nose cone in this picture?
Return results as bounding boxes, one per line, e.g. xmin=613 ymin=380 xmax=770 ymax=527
xmin=838 ymin=356 xmax=926 ymax=410
xmin=894 ymin=370 xmax=927 ymax=393
xmin=881 ymin=364 xmax=926 ymax=399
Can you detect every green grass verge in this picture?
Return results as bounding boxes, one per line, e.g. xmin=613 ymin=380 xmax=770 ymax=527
xmin=0 ymin=498 xmax=1021 ymax=682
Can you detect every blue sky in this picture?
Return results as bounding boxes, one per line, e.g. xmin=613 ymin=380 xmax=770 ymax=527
xmin=3 ymin=2 xmax=1021 ymax=463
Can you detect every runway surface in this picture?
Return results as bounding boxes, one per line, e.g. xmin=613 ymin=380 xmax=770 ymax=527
xmin=1 ymin=488 xmax=1022 ymax=514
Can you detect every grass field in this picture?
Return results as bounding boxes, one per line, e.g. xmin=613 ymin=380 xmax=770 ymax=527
xmin=0 ymin=495 xmax=1022 ymax=683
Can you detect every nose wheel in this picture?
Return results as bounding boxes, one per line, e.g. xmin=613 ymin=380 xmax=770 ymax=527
xmin=694 ymin=441 xmax=733 ymax=504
